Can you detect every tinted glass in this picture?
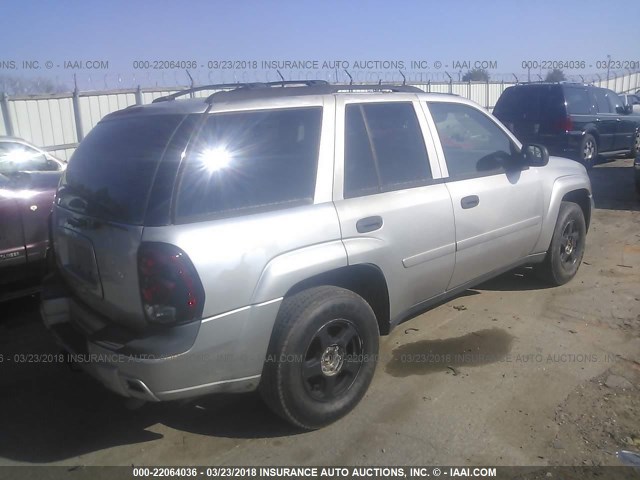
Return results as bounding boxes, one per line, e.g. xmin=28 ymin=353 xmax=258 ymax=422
xmin=564 ymin=87 xmax=592 ymax=115
xmin=176 ymin=107 xmax=322 ymax=220
xmin=493 ymin=85 xmax=565 ymax=122
xmin=429 ymin=102 xmax=518 ymax=178
xmin=58 ymin=115 xmax=185 ymax=224
xmin=593 ymin=89 xmax=611 ymax=113
xmin=343 ymin=102 xmax=432 ymax=198
xmin=606 ymin=90 xmax=622 ymax=111
xmin=0 ymin=142 xmax=60 ymax=174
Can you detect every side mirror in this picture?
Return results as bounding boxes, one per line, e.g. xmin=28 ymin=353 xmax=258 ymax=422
xmin=616 ymin=105 xmax=632 ymax=114
xmin=522 ymin=143 xmax=549 ymax=167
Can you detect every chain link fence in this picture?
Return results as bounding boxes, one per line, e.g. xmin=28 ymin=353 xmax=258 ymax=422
xmin=1 ymin=70 xmax=639 ymax=160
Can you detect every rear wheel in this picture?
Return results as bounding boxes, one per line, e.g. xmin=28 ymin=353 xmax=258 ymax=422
xmin=536 ymin=201 xmax=586 ymax=286
xmin=579 ymin=134 xmax=598 ymax=169
xmin=260 ymin=286 xmax=379 ymax=430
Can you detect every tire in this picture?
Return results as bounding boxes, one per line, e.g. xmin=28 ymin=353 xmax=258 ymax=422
xmin=578 ymin=133 xmax=598 ymax=169
xmin=626 ymin=130 xmax=640 ymax=159
xmin=259 ymin=286 xmax=379 ymax=430
xmin=537 ymin=201 xmax=586 ymax=286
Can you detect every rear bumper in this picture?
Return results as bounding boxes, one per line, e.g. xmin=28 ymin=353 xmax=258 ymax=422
xmin=40 ymin=272 xmax=282 ymax=401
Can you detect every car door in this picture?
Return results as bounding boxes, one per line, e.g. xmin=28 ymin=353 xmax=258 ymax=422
xmin=590 ymin=88 xmax=617 ymax=152
xmin=424 ymin=101 xmax=544 ymax=289
xmin=606 ymin=89 xmax=636 ymax=151
xmin=333 ymin=98 xmax=456 ymax=321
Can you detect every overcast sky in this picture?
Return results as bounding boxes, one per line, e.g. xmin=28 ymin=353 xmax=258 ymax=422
xmin=1 ymin=0 xmax=638 ymax=89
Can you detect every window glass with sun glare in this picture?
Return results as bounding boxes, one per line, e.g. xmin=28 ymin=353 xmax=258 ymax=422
xmin=176 ymin=107 xmax=322 ymax=219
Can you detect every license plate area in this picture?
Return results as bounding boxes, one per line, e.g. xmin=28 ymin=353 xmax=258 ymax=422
xmin=58 ymin=228 xmax=103 ymax=298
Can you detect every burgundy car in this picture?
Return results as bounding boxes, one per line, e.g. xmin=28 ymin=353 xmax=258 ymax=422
xmin=0 ymin=137 xmax=64 ymax=298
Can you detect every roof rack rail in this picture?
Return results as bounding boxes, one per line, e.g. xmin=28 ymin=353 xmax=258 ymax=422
xmin=153 ymin=80 xmax=330 ymax=103
xmin=202 ymin=80 xmax=330 ymax=103
xmin=152 ymin=83 xmax=256 ymax=103
xmin=331 ymin=84 xmax=423 ymax=93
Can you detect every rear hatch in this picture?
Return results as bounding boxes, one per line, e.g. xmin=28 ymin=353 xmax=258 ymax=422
xmin=493 ymin=84 xmax=566 ymax=143
xmin=53 ymin=113 xmax=192 ymax=330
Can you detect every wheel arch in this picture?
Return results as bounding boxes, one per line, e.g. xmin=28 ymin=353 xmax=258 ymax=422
xmin=534 ymin=177 xmax=593 ymax=254
xmin=285 ymin=264 xmax=391 ymax=335
xmin=562 ymin=189 xmax=592 ymax=232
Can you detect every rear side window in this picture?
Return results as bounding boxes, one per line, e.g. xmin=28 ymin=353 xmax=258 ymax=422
xmin=175 ymin=107 xmax=322 ymax=220
xmin=58 ymin=115 xmax=185 ymax=224
xmin=343 ymin=102 xmax=432 ymax=198
xmin=564 ymin=87 xmax=592 ymax=115
xmin=592 ymin=89 xmax=612 ymax=113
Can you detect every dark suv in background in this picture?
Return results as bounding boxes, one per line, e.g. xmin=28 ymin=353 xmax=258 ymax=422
xmin=494 ymin=83 xmax=640 ymax=168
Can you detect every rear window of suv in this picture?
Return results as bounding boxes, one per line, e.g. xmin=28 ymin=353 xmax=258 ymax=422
xmin=175 ymin=107 xmax=322 ymax=221
xmin=58 ymin=114 xmax=185 ymax=224
xmin=493 ymin=85 xmax=565 ymax=121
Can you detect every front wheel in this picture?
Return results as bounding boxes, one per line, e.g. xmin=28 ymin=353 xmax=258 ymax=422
xmin=536 ymin=201 xmax=586 ymax=286
xmin=260 ymin=286 xmax=379 ymax=430
xmin=626 ymin=130 xmax=640 ymax=159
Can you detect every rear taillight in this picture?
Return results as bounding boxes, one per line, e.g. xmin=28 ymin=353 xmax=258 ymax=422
xmin=555 ymin=116 xmax=573 ymax=133
xmin=137 ymin=242 xmax=205 ymax=325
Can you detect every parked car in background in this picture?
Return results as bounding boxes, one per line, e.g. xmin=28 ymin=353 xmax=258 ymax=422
xmin=0 ymin=137 xmax=64 ymax=297
xmin=41 ymin=81 xmax=592 ymax=429
xmin=0 ymin=137 xmax=65 ymax=174
xmin=620 ymin=93 xmax=640 ymax=114
xmin=493 ymin=83 xmax=640 ymax=168
xmin=635 ymin=156 xmax=640 ymax=195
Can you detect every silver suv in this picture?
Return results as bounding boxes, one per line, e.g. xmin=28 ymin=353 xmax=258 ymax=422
xmin=41 ymin=81 xmax=593 ymax=429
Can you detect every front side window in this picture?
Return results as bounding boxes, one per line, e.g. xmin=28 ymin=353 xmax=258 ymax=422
xmin=175 ymin=107 xmax=322 ymax=220
xmin=428 ymin=102 xmax=519 ymax=178
xmin=343 ymin=102 xmax=432 ymax=198
xmin=605 ymin=90 xmax=623 ymax=112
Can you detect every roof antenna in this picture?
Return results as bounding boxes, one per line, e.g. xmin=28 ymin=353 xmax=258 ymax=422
xmin=399 ymin=70 xmax=406 ymax=85
xmin=344 ymin=69 xmax=353 ymax=85
xmin=276 ymin=69 xmax=285 ymax=87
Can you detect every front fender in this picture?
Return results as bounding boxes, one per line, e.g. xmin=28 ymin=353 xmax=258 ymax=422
xmin=533 ymin=175 xmax=593 ymax=254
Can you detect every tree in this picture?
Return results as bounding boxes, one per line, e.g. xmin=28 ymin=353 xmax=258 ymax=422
xmin=545 ymin=69 xmax=566 ymax=82
xmin=462 ymin=68 xmax=490 ymax=82
xmin=0 ymin=75 xmax=68 ymax=95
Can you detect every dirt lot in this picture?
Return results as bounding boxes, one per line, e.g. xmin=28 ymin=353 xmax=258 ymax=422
xmin=0 ymin=158 xmax=638 ymax=468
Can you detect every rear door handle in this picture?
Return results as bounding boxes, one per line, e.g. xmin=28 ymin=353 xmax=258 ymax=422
xmin=461 ymin=195 xmax=480 ymax=209
xmin=356 ymin=216 xmax=383 ymax=233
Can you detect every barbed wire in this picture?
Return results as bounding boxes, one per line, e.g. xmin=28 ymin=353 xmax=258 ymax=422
xmin=1 ymin=69 xmax=638 ymax=95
